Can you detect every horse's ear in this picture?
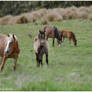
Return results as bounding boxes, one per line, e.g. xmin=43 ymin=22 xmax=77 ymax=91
xmin=39 ymin=30 xmax=41 ymax=33
xmin=7 ymin=34 xmax=10 ymax=37
xmin=13 ymin=34 xmax=17 ymax=41
xmin=8 ymin=34 xmax=12 ymax=37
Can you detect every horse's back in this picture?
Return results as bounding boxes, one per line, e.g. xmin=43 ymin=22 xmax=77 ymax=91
xmin=44 ymin=26 xmax=54 ymax=38
xmin=61 ymin=30 xmax=71 ymax=37
xmin=0 ymin=34 xmax=7 ymax=39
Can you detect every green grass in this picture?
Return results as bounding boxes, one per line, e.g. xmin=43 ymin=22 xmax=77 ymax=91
xmin=0 ymin=19 xmax=92 ymax=91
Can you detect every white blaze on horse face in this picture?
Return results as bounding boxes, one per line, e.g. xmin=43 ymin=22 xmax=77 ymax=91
xmin=5 ymin=34 xmax=13 ymax=53
xmin=5 ymin=39 xmax=11 ymax=53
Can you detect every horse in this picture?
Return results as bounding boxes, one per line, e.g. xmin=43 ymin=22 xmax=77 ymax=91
xmin=59 ymin=30 xmax=77 ymax=46
xmin=43 ymin=26 xmax=62 ymax=47
xmin=0 ymin=34 xmax=20 ymax=71
xmin=34 ymin=30 xmax=48 ymax=67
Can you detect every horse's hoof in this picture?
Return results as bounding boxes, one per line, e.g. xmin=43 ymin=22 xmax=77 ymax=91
xmin=37 ymin=65 xmax=40 ymax=67
xmin=13 ymin=67 xmax=16 ymax=71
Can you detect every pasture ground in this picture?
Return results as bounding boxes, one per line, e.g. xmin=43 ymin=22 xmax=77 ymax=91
xmin=0 ymin=19 xmax=92 ymax=91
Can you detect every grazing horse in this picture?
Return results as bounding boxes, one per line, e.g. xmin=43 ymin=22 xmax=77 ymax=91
xmin=34 ymin=30 xmax=48 ymax=67
xmin=0 ymin=34 xmax=20 ymax=71
xmin=59 ymin=30 xmax=77 ymax=46
xmin=43 ymin=26 xmax=61 ymax=47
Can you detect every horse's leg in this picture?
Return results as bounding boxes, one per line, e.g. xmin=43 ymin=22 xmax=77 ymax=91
xmin=40 ymin=55 xmax=43 ymax=66
xmin=46 ymin=53 xmax=48 ymax=66
xmin=39 ymin=54 xmax=43 ymax=67
xmin=13 ymin=56 xmax=18 ymax=71
xmin=0 ymin=56 xmax=7 ymax=71
xmin=39 ymin=59 xmax=42 ymax=67
xmin=52 ymin=38 xmax=55 ymax=47
xmin=36 ymin=53 xmax=40 ymax=67
xmin=62 ymin=36 xmax=65 ymax=46
xmin=69 ymin=38 xmax=71 ymax=46
xmin=45 ymin=48 xmax=48 ymax=66
xmin=63 ymin=36 xmax=65 ymax=42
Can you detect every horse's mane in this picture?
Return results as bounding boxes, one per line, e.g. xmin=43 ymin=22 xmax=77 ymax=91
xmin=72 ymin=32 xmax=77 ymax=42
xmin=53 ymin=26 xmax=60 ymax=39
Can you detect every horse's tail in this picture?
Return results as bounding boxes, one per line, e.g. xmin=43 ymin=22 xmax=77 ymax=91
xmin=72 ymin=32 xmax=77 ymax=46
xmin=53 ymin=26 xmax=60 ymax=39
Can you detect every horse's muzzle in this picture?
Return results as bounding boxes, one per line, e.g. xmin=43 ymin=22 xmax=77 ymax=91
xmin=6 ymin=48 xmax=11 ymax=54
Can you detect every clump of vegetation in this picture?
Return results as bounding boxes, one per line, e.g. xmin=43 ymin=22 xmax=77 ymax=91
xmin=41 ymin=17 xmax=48 ymax=25
xmin=0 ymin=5 xmax=92 ymax=25
xmin=0 ymin=15 xmax=13 ymax=25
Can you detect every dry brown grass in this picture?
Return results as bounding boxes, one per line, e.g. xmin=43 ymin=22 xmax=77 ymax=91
xmin=63 ymin=8 xmax=77 ymax=19
xmin=0 ymin=6 xmax=92 ymax=25
xmin=70 ymin=6 xmax=78 ymax=12
xmin=0 ymin=15 xmax=13 ymax=25
xmin=78 ymin=6 xmax=90 ymax=13
xmin=31 ymin=11 xmax=41 ymax=19
xmin=44 ymin=10 xmax=63 ymax=22
xmin=8 ymin=15 xmax=29 ymax=24
xmin=38 ymin=8 xmax=47 ymax=16
xmin=41 ymin=17 xmax=48 ymax=25
xmin=88 ymin=5 xmax=92 ymax=13
xmin=76 ymin=11 xmax=88 ymax=19
xmin=21 ymin=13 xmax=37 ymax=23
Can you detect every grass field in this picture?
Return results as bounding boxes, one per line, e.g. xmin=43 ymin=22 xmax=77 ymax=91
xmin=0 ymin=19 xmax=92 ymax=91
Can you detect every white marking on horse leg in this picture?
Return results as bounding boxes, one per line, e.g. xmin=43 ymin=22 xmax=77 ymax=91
xmin=58 ymin=44 xmax=61 ymax=47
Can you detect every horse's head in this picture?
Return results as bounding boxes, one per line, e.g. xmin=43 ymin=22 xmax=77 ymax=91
xmin=57 ymin=37 xmax=62 ymax=47
xmin=74 ymin=40 xmax=77 ymax=46
xmin=57 ymin=31 xmax=62 ymax=47
xmin=38 ymin=30 xmax=45 ymax=46
xmin=5 ymin=34 xmax=18 ymax=55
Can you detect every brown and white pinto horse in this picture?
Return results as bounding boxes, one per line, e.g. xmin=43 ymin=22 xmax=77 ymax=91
xmin=43 ymin=26 xmax=61 ymax=47
xmin=0 ymin=34 xmax=20 ymax=71
xmin=59 ymin=30 xmax=77 ymax=46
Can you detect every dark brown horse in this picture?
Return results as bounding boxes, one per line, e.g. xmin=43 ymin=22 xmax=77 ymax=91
xmin=0 ymin=34 xmax=20 ymax=71
xmin=34 ymin=30 xmax=48 ymax=67
xmin=43 ymin=26 xmax=61 ymax=47
xmin=59 ymin=30 xmax=77 ymax=46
